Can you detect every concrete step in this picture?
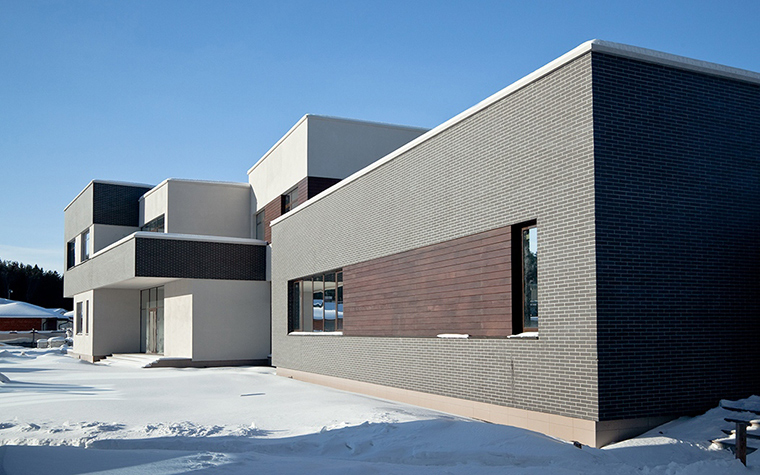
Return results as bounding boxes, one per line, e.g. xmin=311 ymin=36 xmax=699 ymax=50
xmin=710 ymin=436 xmax=759 ymax=454
xmin=99 ymin=353 xmax=163 ymax=368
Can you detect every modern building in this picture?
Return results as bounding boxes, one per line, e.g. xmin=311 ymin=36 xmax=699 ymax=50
xmin=62 ymin=116 xmax=427 ymax=365
xmin=269 ymin=40 xmax=760 ymax=447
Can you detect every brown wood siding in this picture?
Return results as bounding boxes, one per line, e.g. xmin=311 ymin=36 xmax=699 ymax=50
xmin=262 ymin=198 xmax=281 ymax=243
xmin=343 ymin=226 xmax=512 ymax=337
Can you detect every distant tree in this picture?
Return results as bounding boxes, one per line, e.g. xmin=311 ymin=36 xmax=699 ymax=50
xmin=0 ymin=260 xmax=72 ymax=310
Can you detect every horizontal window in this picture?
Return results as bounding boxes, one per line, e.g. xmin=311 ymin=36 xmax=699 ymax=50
xmin=288 ymin=270 xmax=343 ymax=333
xmin=141 ymin=214 xmax=165 ymax=233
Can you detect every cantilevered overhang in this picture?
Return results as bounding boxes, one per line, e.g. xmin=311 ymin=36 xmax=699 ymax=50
xmin=64 ymin=232 xmax=267 ymax=297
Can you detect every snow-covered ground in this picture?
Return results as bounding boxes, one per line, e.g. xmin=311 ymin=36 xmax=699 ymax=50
xmin=0 ymin=345 xmax=756 ymax=474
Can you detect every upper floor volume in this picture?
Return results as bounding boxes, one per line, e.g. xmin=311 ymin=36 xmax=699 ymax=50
xmin=62 ymin=115 xmax=428 ymax=365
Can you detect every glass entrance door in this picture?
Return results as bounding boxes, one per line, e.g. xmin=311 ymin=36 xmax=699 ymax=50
xmin=140 ymin=287 xmax=164 ymax=354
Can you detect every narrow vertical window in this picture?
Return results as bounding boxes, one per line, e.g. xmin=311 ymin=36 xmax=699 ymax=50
xmin=288 ymin=281 xmax=301 ymax=332
xmin=281 ymin=187 xmax=298 ymax=214
xmin=312 ymin=275 xmax=324 ymax=331
xmin=255 ymin=210 xmax=265 ymax=240
xmin=522 ymin=226 xmax=538 ymax=331
xmin=337 ymin=272 xmax=344 ymax=331
xmin=81 ymin=230 xmax=90 ymax=261
xmin=76 ymin=302 xmax=83 ymax=335
xmin=85 ymin=300 xmax=89 ymax=335
xmin=67 ymin=241 xmax=76 ymax=269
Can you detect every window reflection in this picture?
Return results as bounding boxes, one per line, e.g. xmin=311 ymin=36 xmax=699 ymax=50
xmin=288 ymin=269 xmax=344 ymax=333
xmin=522 ymin=226 xmax=538 ymax=330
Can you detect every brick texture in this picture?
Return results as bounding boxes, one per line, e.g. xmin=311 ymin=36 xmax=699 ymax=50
xmin=271 ymin=52 xmax=599 ymax=421
xmin=135 ymin=238 xmax=266 ymax=281
xmin=343 ymin=226 xmax=511 ymax=337
xmin=92 ymin=183 xmax=152 ymax=227
xmin=261 ymin=176 xmax=341 ymax=243
xmin=592 ymin=53 xmax=760 ymax=420
xmin=0 ymin=318 xmax=43 ymax=331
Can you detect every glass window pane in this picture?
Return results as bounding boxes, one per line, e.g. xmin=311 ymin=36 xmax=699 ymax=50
xmin=157 ymin=286 xmax=164 ymax=308
xmin=312 ymin=277 xmax=323 ymax=331
xmin=337 ymin=278 xmax=343 ymax=331
xmin=522 ymin=227 xmax=538 ymax=329
xmin=324 ymin=275 xmax=336 ymax=332
xmin=301 ymin=279 xmax=313 ymax=332
xmin=141 ymin=289 xmax=149 ymax=310
xmin=149 ymin=288 xmax=157 ymax=309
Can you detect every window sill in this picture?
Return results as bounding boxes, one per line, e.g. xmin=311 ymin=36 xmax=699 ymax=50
xmin=508 ymin=332 xmax=539 ymax=340
xmin=288 ymin=331 xmax=343 ymax=336
xmin=437 ymin=333 xmax=469 ymax=339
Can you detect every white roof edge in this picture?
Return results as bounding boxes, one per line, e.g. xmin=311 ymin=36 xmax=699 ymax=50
xmin=304 ymin=114 xmax=430 ymax=132
xmin=247 ymin=114 xmax=309 ymax=175
xmin=139 ymin=178 xmax=250 ymax=201
xmin=246 ymin=114 xmax=430 ymax=176
xmin=91 ymin=232 xmax=267 ymax=259
xmin=271 ymin=39 xmax=760 ymax=227
xmin=589 ymin=39 xmax=760 ymax=84
xmin=64 ymin=180 xmax=154 ymax=212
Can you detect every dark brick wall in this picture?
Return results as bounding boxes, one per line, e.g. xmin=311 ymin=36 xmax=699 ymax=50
xmin=135 ymin=238 xmax=267 ymax=281
xmin=92 ymin=183 xmax=152 ymax=227
xmin=592 ymin=52 xmax=760 ymax=420
xmin=307 ymin=177 xmax=342 ymax=199
xmin=343 ymin=226 xmax=511 ymax=337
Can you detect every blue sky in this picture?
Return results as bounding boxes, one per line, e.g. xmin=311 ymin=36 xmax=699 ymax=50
xmin=1 ymin=0 xmax=759 ymax=273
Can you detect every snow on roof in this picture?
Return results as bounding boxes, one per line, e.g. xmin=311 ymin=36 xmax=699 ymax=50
xmin=0 ymin=299 xmax=62 ymax=319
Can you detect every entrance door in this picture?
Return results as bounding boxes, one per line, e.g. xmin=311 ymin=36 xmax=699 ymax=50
xmin=140 ymin=287 xmax=165 ymax=355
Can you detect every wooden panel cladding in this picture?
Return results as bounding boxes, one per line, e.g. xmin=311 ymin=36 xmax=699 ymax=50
xmin=343 ymin=226 xmax=512 ymax=337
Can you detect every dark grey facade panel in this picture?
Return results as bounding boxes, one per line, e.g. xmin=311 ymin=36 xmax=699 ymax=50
xmin=92 ymin=182 xmax=152 ymax=226
xmin=592 ymin=52 xmax=760 ymax=420
xmin=135 ymin=238 xmax=266 ymax=281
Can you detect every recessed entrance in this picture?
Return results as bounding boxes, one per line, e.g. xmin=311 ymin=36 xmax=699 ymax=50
xmin=140 ymin=286 xmax=164 ymax=354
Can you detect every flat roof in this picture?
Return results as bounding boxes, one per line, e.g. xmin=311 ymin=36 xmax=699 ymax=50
xmin=139 ymin=178 xmax=250 ymax=201
xmin=270 ymin=39 xmax=760 ymax=227
xmin=64 ymin=180 xmax=154 ymax=212
xmin=246 ymin=114 xmax=430 ymax=176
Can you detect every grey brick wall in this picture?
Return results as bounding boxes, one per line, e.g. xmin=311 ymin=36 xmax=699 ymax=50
xmin=92 ymin=183 xmax=152 ymax=227
xmin=272 ymin=53 xmax=600 ymax=421
xmin=593 ymin=52 xmax=760 ymax=420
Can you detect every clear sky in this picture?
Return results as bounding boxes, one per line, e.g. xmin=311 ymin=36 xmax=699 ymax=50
xmin=1 ymin=0 xmax=759 ymax=273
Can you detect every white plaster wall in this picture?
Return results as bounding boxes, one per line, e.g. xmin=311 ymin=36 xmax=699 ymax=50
xmin=91 ymin=288 xmax=141 ymax=357
xmin=248 ymin=118 xmax=308 ymax=212
xmin=91 ymin=224 xmax=138 ymax=253
xmin=72 ymin=290 xmax=94 ymax=359
xmin=189 ymin=280 xmax=271 ymax=362
xmin=64 ymin=183 xmax=94 ymax=242
xmin=165 ymin=181 xmax=251 ymax=238
xmin=140 ymin=181 xmax=168 ymax=227
xmin=307 ymin=116 xmax=428 ymax=179
xmin=163 ymin=280 xmax=194 ymax=358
